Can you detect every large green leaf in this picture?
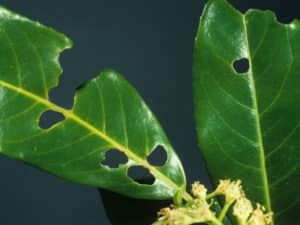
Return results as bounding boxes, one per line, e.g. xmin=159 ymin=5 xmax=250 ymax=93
xmin=0 ymin=6 xmax=187 ymax=200
xmin=193 ymin=0 xmax=299 ymax=224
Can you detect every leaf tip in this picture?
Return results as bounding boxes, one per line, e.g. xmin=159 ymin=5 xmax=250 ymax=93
xmin=98 ymin=68 xmax=125 ymax=85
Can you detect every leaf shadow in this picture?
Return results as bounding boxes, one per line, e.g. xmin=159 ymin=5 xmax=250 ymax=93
xmin=99 ymin=178 xmax=171 ymax=225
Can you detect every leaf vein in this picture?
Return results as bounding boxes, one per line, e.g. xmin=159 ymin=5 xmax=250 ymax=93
xmin=259 ymin=27 xmax=294 ymax=117
xmin=270 ymin=165 xmax=299 ymax=188
xmin=0 ymin=102 xmax=38 ymax=123
xmin=201 ymin=81 xmax=258 ymax=147
xmin=208 ymin=128 xmax=260 ymax=171
xmin=266 ymin=121 xmax=300 ymax=159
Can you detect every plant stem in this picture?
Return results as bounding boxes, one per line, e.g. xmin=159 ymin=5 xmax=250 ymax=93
xmin=183 ymin=192 xmax=193 ymax=202
xmin=206 ymin=191 xmax=218 ymax=199
xmin=236 ymin=218 xmax=245 ymax=225
xmin=211 ymin=217 xmax=224 ymax=225
xmin=218 ymin=201 xmax=233 ymax=222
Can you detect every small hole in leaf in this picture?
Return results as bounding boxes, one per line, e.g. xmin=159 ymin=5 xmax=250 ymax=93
xmin=127 ymin=166 xmax=155 ymax=185
xmin=39 ymin=110 xmax=65 ymax=129
xmin=147 ymin=145 xmax=167 ymax=167
xmin=233 ymin=58 xmax=249 ymax=74
xmin=101 ymin=149 xmax=128 ymax=168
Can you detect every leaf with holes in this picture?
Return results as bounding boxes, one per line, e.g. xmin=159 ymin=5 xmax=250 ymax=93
xmin=193 ymin=0 xmax=299 ymax=224
xmin=0 ymin=6 xmax=187 ymax=200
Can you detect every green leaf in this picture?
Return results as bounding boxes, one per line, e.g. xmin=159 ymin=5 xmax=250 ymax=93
xmin=0 ymin=6 xmax=187 ymax=200
xmin=193 ymin=0 xmax=299 ymax=224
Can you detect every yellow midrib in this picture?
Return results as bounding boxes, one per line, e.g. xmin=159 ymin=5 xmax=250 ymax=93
xmin=242 ymin=15 xmax=272 ymax=215
xmin=0 ymin=79 xmax=191 ymax=201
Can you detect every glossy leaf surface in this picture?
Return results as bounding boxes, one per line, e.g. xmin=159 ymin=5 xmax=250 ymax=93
xmin=0 ymin=6 xmax=186 ymax=200
xmin=193 ymin=0 xmax=299 ymax=224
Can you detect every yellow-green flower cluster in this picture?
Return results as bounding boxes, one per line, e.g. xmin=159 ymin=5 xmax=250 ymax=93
xmin=214 ymin=179 xmax=273 ymax=225
xmin=215 ymin=179 xmax=243 ymax=203
xmin=247 ymin=204 xmax=273 ymax=225
xmin=191 ymin=181 xmax=207 ymax=200
xmin=153 ymin=179 xmax=273 ymax=225
xmin=233 ymin=197 xmax=253 ymax=224
xmin=153 ymin=182 xmax=218 ymax=225
xmin=154 ymin=198 xmax=216 ymax=225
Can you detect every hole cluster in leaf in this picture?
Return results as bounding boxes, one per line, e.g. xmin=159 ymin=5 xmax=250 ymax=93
xmin=233 ymin=58 xmax=249 ymax=74
xmin=39 ymin=110 xmax=65 ymax=129
xmin=127 ymin=166 xmax=155 ymax=185
xmin=101 ymin=149 xmax=128 ymax=168
xmin=147 ymin=145 xmax=167 ymax=167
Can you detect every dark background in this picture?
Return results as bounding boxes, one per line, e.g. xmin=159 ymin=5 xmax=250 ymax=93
xmin=0 ymin=0 xmax=299 ymax=224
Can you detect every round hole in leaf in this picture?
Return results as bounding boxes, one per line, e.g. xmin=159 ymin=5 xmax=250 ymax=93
xmin=127 ymin=166 xmax=155 ymax=185
xmin=147 ymin=145 xmax=167 ymax=167
xmin=233 ymin=58 xmax=249 ymax=74
xmin=39 ymin=110 xmax=65 ymax=129
xmin=101 ymin=149 xmax=128 ymax=168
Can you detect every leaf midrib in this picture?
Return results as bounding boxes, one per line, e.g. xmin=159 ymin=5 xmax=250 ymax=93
xmin=0 ymin=79 xmax=191 ymax=201
xmin=242 ymin=14 xmax=272 ymax=215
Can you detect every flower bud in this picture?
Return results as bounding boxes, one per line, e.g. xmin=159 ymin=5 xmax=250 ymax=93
xmin=233 ymin=197 xmax=253 ymax=223
xmin=216 ymin=179 xmax=243 ymax=203
xmin=248 ymin=204 xmax=273 ymax=225
xmin=191 ymin=181 xmax=207 ymax=200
